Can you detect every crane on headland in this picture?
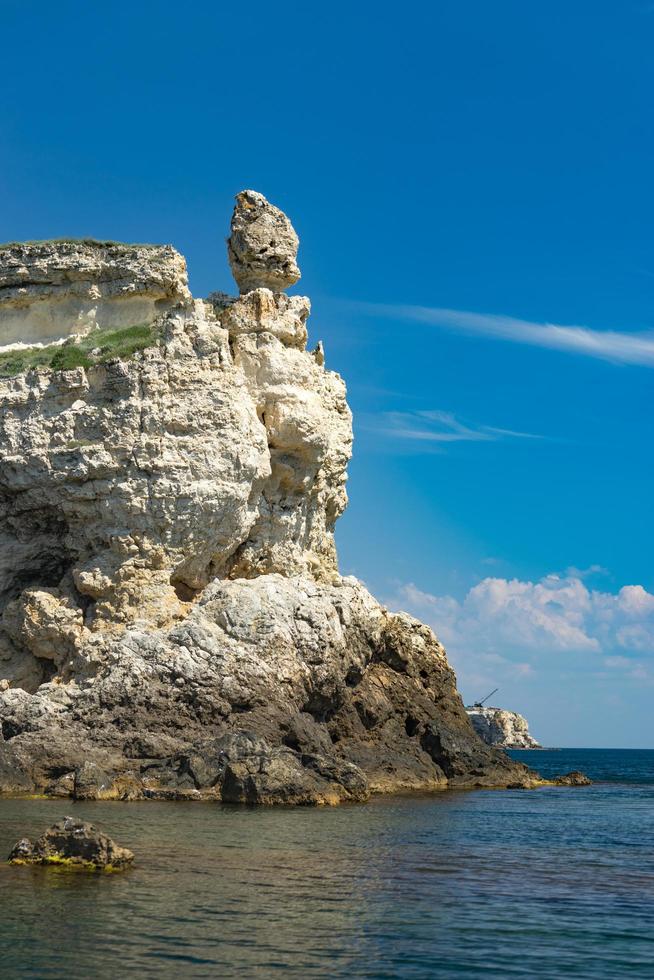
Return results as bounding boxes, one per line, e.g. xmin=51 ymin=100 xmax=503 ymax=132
xmin=473 ymin=688 xmax=498 ymax=708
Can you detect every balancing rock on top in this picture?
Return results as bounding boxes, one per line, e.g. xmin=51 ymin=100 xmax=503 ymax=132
xmin=227 ymin=190 xmax=301 ymax=294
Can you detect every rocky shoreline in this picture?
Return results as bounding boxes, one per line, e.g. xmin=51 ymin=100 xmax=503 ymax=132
xmin=0 ymin=191 xmax=542 ymax=804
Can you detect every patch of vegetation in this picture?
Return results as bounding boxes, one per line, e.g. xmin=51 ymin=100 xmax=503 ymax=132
xmin=0 ymin=347 xmax=54 ymax=376
xmin=50 ymin=345 xmax=92 ymax=372
xmin=0 ymin=323 xmax=158 ymax=379
xmin=10 ymin=855 xmax=122 ymax=872
xmin=0 ymin=238 xmax=160 ymax=250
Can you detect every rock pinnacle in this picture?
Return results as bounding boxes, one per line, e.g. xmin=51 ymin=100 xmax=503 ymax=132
xmin=227 ymin=190 xmax=301 ymax=294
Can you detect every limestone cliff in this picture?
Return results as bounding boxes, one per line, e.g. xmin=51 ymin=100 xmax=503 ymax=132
xmin=0 ymin=241 xmax=189 ymax=348
xmin=0 ymin=192 xmax=536 ymax=803
xmin=466 ymin=706 xmax=541 ymax=749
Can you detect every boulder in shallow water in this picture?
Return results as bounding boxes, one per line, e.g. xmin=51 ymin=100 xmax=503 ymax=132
xmin=8 ymin=817 xmax=134 ymax=870
xmin=553 ymin=770 xmax=592 ymax=786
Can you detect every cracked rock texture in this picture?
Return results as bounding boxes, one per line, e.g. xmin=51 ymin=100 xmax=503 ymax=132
xmin=0 ymin=240 xmax=190 ymax=348
xmin=8 ymin=816 xmax=134 ymax=869
xmin=466 ymin=706 xmax=541 ymax=749
xmin=228 ymin=190 xmax=301 ymax=294
xmin=0 ymin=192 xmax=535 ymax=803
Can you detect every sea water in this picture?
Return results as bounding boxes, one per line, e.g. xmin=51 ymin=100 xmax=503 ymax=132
xmin=0 ymin=748 xmax=652 ymax=978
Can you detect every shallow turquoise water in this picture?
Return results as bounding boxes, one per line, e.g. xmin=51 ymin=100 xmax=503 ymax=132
xmin=0 ymin=749 xmax=653 ymax=978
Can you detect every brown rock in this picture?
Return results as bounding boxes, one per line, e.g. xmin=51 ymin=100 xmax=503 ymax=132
xmin=8 ymin=817 xmax=134 ymax=870
xmin=554 ymin=770 xmax=592 ymax=786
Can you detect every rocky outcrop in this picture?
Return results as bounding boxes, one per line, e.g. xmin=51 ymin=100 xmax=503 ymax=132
xmin=0 ymin=240 xmax=190 ymax=349
xmin=8 ymin=817 xmax=134 ymax=869
xmin=227 ymin=190 xmax=300 ymax=294
xmin=0 ymin=192 xmax=537 ymax=803
xmin=466 ymin=706 xmax=541 ymax=749
xmin=553 ymin=771 xmax=592 ymax=786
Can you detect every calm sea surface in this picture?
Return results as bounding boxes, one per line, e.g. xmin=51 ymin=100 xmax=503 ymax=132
xmin=0 ymin=748 xmax=652 ymax=979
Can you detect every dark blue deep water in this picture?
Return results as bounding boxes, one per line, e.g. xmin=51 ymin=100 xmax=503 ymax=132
xmin=0 ymin=749 xmax=653 ymax=979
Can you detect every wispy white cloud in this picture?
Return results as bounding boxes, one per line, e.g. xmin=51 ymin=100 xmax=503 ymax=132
xmin=351 ymin=301 xmax=654 ymax=367
xmin=564 ymin=564 xmax=609 ymax=580
xmin=362 ymin=409 xmax=541 ymax=446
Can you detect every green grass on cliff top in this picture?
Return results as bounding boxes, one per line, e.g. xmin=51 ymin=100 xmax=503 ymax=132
xmin=0 ymin=238 xmax=160 ymax=250
xmin=0 ymin=323 xmax=157 ymax=378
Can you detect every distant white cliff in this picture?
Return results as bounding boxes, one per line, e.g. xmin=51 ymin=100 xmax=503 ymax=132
xmin=466 ymin=706 xmax=541 ymax=749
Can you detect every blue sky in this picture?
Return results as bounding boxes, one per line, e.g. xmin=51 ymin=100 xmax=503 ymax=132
xmin=2 ymin=0 xmax=653 ymax=746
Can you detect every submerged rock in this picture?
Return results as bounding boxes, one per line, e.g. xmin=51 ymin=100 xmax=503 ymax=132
xmin=0 ymin=192 xmax=536 ymax=804
xmin=8 ymin=817 xmax=134 ymax=870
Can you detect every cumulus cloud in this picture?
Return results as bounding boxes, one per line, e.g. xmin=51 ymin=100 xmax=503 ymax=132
xmin=391 ymin=575 xmax=654 ymax=668
xmin=351 ymin=302 xmax=654 ymax=368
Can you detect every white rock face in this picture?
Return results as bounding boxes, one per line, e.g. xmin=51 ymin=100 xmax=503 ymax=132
xmin=0 ymin=211 xmax=351 ymax=687
xmin=0 ymin=293 xmax=350 ymax=636
xmin=0 ymin=241 xmax=190 ymax=349
xmin=466 ymin=706 xmax=541 ymax=749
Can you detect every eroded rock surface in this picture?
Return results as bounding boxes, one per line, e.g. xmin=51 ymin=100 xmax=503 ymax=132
xmin=0 ymin=241 xmax=190 ymax=349
xmin=8 ymin=816 xmax=134 ymax=869
xmin=553 ymin=771 xmax=592 ymax=786
xmin=228 ymin=190 xmax=301 ymax=294
xmin=0 ymin=192 xmax=536 ymax=803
